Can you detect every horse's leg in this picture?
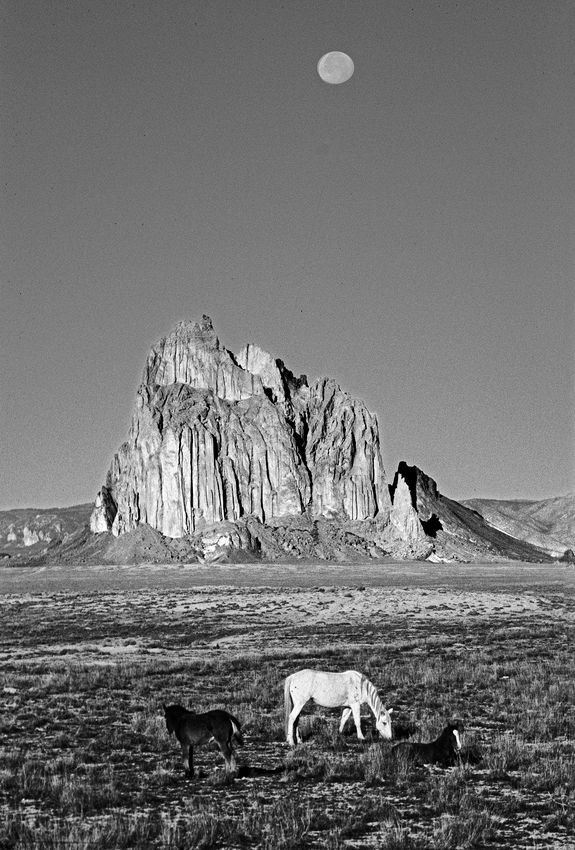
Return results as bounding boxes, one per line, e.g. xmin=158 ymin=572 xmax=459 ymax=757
xmin=182 ymin=743 xmax=194 ymax=778
xmin=339 ymin=707 xmax=352 ymax=733
xmin=350 ymin=703 xmax=365 ymax=740
xmin=287 ymin=700 xmax=303 ymax=746
xmin=295 ymin=715 xmax=303 ymax=744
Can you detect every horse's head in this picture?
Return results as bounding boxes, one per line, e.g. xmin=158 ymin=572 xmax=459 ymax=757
xmin=163 ymin=703 xmax=183 ymax=736
xmin=376 ymin=706 xmax=393 ymax=740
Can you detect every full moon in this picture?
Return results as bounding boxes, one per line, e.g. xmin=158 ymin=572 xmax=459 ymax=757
xmin=317 ymin=51 xmax=354 ymax=84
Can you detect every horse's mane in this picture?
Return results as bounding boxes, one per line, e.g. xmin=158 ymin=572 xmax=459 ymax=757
xmin=360 ymin=676 xmax=386 ymax=720
xmin=164 ymin=703 xmax=189 ymax=717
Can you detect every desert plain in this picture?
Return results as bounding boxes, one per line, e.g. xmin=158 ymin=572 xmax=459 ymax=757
xmin=1 ymin=560 xmax=573 ymax=849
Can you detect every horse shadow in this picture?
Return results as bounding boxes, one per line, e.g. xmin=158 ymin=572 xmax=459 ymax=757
xmin=236 ymin=764 xmax=284 ymax=778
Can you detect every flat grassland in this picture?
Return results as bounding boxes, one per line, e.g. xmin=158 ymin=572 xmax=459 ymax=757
xmin=1 ymin=562 xmax=573 ymax=849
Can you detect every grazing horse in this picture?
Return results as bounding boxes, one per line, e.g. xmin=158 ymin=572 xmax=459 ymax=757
xmin=163 ymin=703 xmax=243 ymax=777
xmin=392 ymin=721 xmax=463 ymax=767
xmin=284 ymin=669 xmax=393 ymax=746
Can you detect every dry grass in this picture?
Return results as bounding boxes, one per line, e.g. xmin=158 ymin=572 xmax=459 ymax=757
xmin=1 ymin=564 xmax=574 ymax=848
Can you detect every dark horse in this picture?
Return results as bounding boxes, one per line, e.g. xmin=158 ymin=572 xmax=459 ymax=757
xmin=163 ymin=703 xmax=243 ymax=777
xmin=392 ymin=721 xmax=463 ymax=767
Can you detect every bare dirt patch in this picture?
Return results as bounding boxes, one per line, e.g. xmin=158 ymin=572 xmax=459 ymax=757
xmin=1 ymin=562 xmax=573 ymax=848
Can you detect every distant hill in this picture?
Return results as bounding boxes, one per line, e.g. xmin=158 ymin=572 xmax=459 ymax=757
xmin=462 ymin=495 xmax=575 ymax=558
xmin=0 ymin=504 xmax=93 ymax=561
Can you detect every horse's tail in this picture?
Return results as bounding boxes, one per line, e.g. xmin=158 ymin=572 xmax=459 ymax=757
xmin=284 ymin=675 xmax=293 ymax=739
xmin=229 ymin=714 xmax=244 ymax=747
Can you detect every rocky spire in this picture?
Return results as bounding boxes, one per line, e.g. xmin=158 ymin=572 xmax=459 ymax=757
xmin=91 ymin=316 xmax=391 ymax=538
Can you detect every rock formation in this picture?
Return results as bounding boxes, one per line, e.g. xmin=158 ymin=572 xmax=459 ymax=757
xmin=0 ymin=317 xmax=558 ymax=566
xmin=389 ymin=462 xmax=550 ymax=562
xmin=91 ymin=316 xmax=391 ymax=540
xmin=89 ymin=487 xmax=117 ymax=534
xmin=33 ymin=315 xmax=545 ymax=566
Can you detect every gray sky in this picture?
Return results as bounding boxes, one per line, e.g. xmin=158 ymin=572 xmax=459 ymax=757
xmin=2 ymin=0 xmax=573 ymax=510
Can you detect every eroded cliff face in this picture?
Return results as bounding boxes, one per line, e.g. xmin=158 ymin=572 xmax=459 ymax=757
xmin=305 ymin=378 xmax=389 ymax=521
xmin=104 ymin=384 xmax=311 ymax=538
xmin=92 ymin=316 xmax=391 ymax=538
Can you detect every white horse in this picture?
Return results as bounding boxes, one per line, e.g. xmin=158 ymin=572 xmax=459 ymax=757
xmin=284 ymin=669 xmax=393 ymax=746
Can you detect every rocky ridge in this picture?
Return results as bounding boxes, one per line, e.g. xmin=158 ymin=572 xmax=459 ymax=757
xmin=82 ymin=316 xmax=548 ymax=564
xmin=1 ymin=317 xmax=554 ymax=565
xmin=389 ymin=463 xmax=551 ymax=563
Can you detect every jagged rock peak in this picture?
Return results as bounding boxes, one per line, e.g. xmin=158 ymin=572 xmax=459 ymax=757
xmin=143 ymin=315 xmax=265 ymax=401
xmin=89 ymin=486 xmax=117 ymax=534
xmin=388 ymin=467 xmax=427 ymax=544
xmin=389 ymin=461 xmax=440 ymax=510
xmin=389 ymin=461 xmax=443 ymax=537
xmin=236 ymin=343 xmax=291 ymax=404
xmin=91 ymin=316 xmax=391 ymax=539
xmin=170 ymin=315 xmax=220 ymax=347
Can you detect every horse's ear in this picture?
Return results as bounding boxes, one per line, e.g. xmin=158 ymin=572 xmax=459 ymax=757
xmin=388 ymin=707 xmax=394 ymax=714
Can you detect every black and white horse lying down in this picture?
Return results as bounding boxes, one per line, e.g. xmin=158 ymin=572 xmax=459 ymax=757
xmin=392 ymin=721 xmax=464 ymax=766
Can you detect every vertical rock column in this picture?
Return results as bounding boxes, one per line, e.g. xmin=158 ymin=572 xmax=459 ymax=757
xmin=305 ymin=378 xmax=391 ymax=521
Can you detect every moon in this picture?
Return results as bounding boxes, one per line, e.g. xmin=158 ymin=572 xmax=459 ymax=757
xmin=317 ymin=51 xmax=354 ymax=85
